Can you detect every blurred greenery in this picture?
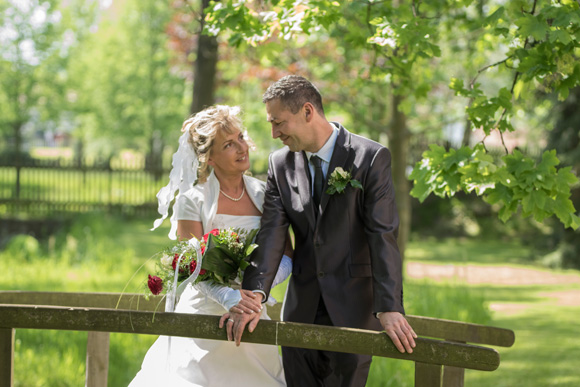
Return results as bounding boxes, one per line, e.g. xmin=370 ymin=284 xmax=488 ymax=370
xmin=2 ymin=0 xmax=579 ymax=228
xmin=2 ymin=213 xmax=579 ymax=386
xmin=465 ymin=298 xmax=580 ymax=387
xmin=1 ymin=0 xmax=580 ymax=384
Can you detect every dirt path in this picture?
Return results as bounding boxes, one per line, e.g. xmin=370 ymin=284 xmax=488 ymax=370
xmin=406 ymin=261 xmax=580 ymax=309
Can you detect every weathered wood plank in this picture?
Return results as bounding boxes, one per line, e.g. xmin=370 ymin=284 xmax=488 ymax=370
xmin=0 ymin=291 xmax=285 ymax=321
xmin=0 ymin=328 xmax=14 ymax=387
xmin=86 ymin=332 xmax=109 ymax=387
xmin=0 ymin=291 xmax=163 ymax=312
xmin=415 ymin=362 xmax=442 ymax=387
xmin=0 ymin=292 xmax=515 ymax=347
xmin=0 ymin=304 xmax=500 ymax=371
xmin=406 ymin=315 xmax=515 ymax=347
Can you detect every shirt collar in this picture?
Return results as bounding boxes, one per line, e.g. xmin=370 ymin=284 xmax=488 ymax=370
xmin=306 ymin=124 xmax=339 ymax=164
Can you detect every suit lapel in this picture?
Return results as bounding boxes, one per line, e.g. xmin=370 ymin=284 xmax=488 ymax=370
xmin=296 ymin=151 xmax=316 ymax=229
xmin=320 ymin=127 xmax=351 ymax=214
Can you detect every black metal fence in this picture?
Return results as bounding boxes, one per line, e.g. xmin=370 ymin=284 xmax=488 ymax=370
xmin=0 ymin=158 xmax=167 ymax=217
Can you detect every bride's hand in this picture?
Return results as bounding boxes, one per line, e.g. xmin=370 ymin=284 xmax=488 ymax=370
xmin=229 ymin=289 xmax=262 ymax=315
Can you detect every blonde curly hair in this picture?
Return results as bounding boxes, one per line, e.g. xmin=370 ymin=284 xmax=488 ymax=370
xmin=181 ymin=105 xmax=253 ymax=184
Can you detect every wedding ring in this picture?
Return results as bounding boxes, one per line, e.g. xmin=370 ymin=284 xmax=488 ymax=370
xmin=228 ymin=318 xmax=234 ymax=323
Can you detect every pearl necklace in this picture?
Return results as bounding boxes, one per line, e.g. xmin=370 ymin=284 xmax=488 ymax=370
xmin=219 ymin=186 xmax=245 ymax=202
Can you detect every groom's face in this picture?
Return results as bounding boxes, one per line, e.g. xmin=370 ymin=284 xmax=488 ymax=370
xmin=266 ymin=99 xmax=312 ymax=152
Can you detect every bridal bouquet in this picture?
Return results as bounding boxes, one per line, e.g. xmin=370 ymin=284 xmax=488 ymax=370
xmin=146 ymin=228 xmax=258 ymax=296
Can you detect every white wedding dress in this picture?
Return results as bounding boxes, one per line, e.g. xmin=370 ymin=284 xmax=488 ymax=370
xmin=129 ymin=214 xmax=286 ymax=387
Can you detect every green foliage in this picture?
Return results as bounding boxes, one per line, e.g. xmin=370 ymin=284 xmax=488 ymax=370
xmin=0 ymin=0 xmax=93 ymax=146
xmin=410 ymin=145 xmax=580 ymax=229
xmin=66 ymin=0 xmax=188 ymax=154
xmin=205 ymin=0 xmax=580 ymax=229
xmin=5 ymin=234 xmax=41 ymax=260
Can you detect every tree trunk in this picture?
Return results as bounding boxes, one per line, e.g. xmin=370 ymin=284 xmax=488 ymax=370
xmin=462 ymin=109 xmax=473 ymax=147
xmin=190 ymin=0 xmax=218 ymax=115
xmin=389 ymin=93 xmax=411 ymax=262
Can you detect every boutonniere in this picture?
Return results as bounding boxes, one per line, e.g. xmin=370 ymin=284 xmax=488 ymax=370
xmin=326 ymin=167 xmax=363 ymax=195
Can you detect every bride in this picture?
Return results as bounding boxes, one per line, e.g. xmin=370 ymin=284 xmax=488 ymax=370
xmin=129 ymin=105 xmax=292 ymax=386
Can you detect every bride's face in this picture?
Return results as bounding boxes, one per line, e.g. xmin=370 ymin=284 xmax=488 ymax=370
xmin=207 ymin=127 xmax=250 ymax=176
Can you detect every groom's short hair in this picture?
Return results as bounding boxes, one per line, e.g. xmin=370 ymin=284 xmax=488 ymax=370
xmin=263 ymin=75 xmax=325 ymax=116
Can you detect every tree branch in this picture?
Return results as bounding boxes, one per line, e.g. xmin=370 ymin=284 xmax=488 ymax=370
xmin=469 ymin=57 xmax=512 ymax=89
xmin=493 ymin=0 xmax=538 ymax=154
xmin=479 ymin=134 xmax=489 ymax=152
xmin=365 ymin=1 xmax=380 ymax=75
xmin=366 ymin=2 xmax=375 ymax=36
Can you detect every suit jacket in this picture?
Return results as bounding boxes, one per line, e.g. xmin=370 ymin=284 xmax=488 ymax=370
xmin=243 ymin=124 xmax=404 ymax=331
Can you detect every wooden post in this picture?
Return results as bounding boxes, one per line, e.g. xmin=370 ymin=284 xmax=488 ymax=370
xmin=415 ymin=362 xmax=442 ymax=387
xmin=85 ymin=332 xmax=109 ymax=387
xmin=0 ymin=328 xmax=14 ymax=387
xmin=442 ymin=339 xmax=466 ymax=386
xmin=442 ymin=366 xmax=465 ymax=387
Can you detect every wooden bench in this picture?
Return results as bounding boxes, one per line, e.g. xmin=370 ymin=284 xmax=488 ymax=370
xmin=0 ymin=291 xmax=514 ymax=387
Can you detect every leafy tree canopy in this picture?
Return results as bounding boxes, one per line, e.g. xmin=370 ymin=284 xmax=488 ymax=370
xmin=205 ymin=0 xmax=580 ymax=229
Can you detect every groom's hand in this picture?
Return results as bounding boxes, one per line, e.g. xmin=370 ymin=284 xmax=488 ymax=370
xmin=379 ymin=312 xmax=417 ymax=353
xmin=220 ymin=292 xmax=264 ymax=346
xmin=230 ymin=289 xmax=263 ymax=315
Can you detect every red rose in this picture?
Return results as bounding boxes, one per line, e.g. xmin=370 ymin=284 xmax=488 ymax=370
xmin=201 ymin=244 xmax=206 ymax=255
xmin=190 ymin=259 xmax=197 ymax=274
xmin=171 ymin=253 xmax=180 ymax=271
xmin=172 ymin=254 xmax=189 ymax=274
xmin=199 ymin=269 xmax=207 ymax=275
xmin=147 ymin=275 xmax=163 ymax=295
xmin=203 ymin=229 xmax=220 ymax=244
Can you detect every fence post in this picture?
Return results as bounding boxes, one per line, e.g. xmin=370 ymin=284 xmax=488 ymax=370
xmin=0 ymin=328 xmax=14 ymax=387
xmin=415 ymin=362 xmax=442 ymax=387
xmin=442 ymin=366 xmax=465 ymax=386
xmin=85 ymin=331 xmax=109 ymax=387
xmin=442 ymin=338 xmax=466 ymax=386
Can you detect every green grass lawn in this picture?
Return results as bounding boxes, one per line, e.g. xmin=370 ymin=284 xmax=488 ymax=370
xmin=406 ymin=235 xmax=543 ymax=265
xmin=463 ymin=283 xmax=580 ymax=387
xmin=2 ymin=214 xmax=579 ymax=386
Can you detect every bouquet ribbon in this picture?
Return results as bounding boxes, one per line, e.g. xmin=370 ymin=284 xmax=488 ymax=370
xmin=164 ymin=237 xmax=203 ymax=313
xmin=164 ymin=237 xmax=202 ymax=373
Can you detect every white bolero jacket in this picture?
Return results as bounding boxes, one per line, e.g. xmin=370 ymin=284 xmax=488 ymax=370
xmin=174 ymin=170 xmax=266 ymax=233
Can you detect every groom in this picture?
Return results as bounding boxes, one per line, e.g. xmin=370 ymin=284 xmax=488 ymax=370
xmin=226 ymin=75 xmax=416 ymax=386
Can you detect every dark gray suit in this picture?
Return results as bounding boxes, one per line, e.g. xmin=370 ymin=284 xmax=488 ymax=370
xmin=243 ymin=124 xmax=404 ymax=386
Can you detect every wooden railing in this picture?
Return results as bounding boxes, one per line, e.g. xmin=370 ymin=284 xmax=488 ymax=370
xmin=0 ymin=291 xmax=515 ymax=387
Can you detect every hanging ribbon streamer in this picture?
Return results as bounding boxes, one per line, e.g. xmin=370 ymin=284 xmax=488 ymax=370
xmin=152 ymin=129 xmax=199 ymax=240
xmin=164 ymin=236 xmax=203 ymax=372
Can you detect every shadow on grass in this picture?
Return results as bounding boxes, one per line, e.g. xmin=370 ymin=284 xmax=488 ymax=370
xmin=407 ymin=237 xmax=542 ymax=266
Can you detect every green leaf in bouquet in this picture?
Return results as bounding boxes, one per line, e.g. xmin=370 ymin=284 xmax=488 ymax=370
xmin=202 ymin=248 xmax=237 ymax=276
xmin=245 ymin=243 xmax=258 ymax=257
xmin=243 ymin=229 xmax=259 ymax=250
xmin=239 ymin=259 xmax=251 ymax=271
xmin=201 ymin=234 xmax=238 ymax=277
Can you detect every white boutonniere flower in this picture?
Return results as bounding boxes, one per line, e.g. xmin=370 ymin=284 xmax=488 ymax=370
xmin=326 ymin=167 xmax=363 ymax=195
